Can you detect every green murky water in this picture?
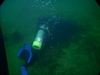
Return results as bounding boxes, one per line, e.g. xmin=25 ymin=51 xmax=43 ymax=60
xmin=1 ymin=0 xmax=100 ymax=75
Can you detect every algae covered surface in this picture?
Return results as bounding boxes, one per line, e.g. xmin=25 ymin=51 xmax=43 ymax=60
xmin=1 ymin=0 xmax=100 ymax=75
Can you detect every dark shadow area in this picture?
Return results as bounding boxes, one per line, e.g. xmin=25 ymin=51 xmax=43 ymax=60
xmin=37 ymin=17 xmax=78 ymax=54
xmin=95 ymin=0 xmax=100 ymax=6
xmin=98 ymin=72 xmax=100 ymax=75
xmin=0 ymin=28 xmax=9 ymax=75
xmin=0 ymin=0 xmax=4 ymax=5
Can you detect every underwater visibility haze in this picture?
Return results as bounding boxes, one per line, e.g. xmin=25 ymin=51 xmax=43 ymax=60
xmin=1 ymin=0 xmax=100 ymax=75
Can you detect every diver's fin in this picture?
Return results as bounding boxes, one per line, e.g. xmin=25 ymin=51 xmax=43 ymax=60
xmin=20 ymin=66 xmax=29 ymax=75
xmin=18 ymin=44 xmax=32 ymax=63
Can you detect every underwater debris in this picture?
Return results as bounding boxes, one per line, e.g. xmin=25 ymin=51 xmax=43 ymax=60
xmin=10 ymin=30 xmax=24 ymax=43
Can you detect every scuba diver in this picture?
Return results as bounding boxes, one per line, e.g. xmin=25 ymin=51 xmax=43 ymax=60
xmin=17 ymin=16 xmax=77 ymax=75
xmin=17 ymin=16 xmax=61 ymax=75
